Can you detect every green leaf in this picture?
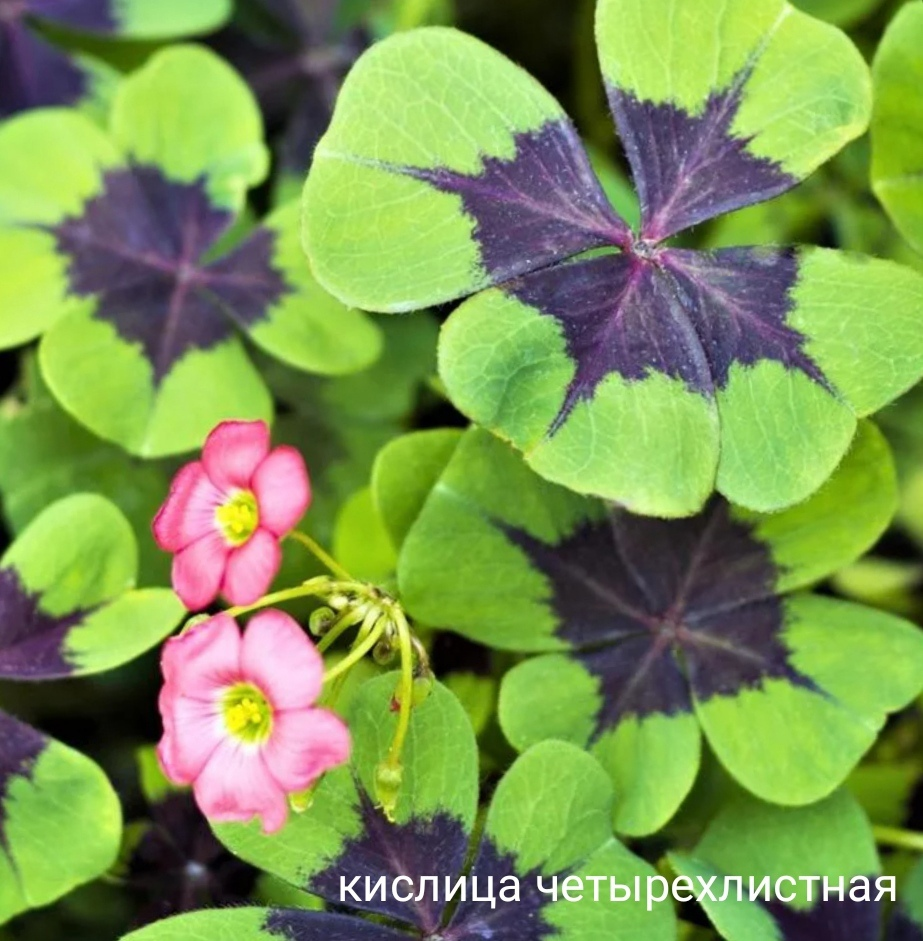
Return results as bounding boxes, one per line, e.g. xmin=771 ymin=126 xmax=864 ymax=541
xmin=332 ymin=488 xmax=397 ymax=584
xmin=0 ymin=713 xmax=122 ymax=925
xmin=872 ymin=1 xmax=923 ymax=256
xmin=244 ymin=201 xmax=383 ymax=376
xmin=213 ymin=676 xmax=479 ymax=892
xmin=304 ymin=27 xmax=608 ymax=310
xmin=372 ymin=428 xmax=464 ymax=551
xmin=118 ymin=909 xmax=274 ymax=941
xmin=398 ymin=424 xmax=918 ymax=833
xmin=111 ymin=45 xmax=268 ymax=212
xmin=481 ymin=742 xmax=677 ymax=940
xmin=40 ymin=317 xmax=274 ymax=458
xmin=0 ymin=367 xmax=171 ymax=585
xmin=112 ymin=0 xmax=232 ymax=38
xmin=0 ymin=494 xmax=182 ymax=679
xmin=670 ymin=790 xmax=879 ymax=940
xmin=739 ymin=421 xmax=898 ymax=593
xmin=891 ymin=857 xmax=923 ymax=938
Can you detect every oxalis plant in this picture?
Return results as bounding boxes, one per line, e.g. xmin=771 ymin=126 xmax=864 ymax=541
xmin=304 ymin=0 xmax=923 ymax=517
xmin=3 ymin=0 xmax=923 ymax=940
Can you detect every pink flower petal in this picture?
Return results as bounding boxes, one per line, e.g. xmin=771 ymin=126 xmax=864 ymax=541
xmin=263 ymin=707 xmax=351 ymax=793
xmin=252 ymin=446 xmax=311 ymax=536
xmin=193 ymin=739 xmax=289 ymax=833
xmin=172 ymin=531 xmax=231 ymax=611
xmin=157 ymin=691 xmax=224 ymax=784
xmin=221 ymin=529 xmax=281 ymax=606
xmin=221 ymin=528 xmax=282 ymax=604
xmin=241 ymin=609 xmax=324 ymax=710
xmin=160 ymin=613 xmax=241 ymax=700
xmin=202 ymin=420 xmax=270 ymax=492
xmin=152 ymin=462 xmax=225 ymax=552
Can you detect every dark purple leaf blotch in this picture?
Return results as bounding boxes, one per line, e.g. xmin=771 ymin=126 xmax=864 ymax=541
xmin=765 ymin=893 xmax=881 ymax=941
xmin=264 ymin=910 xmax=409 ymax=941
xmin=0 ymin=710 xmax=45 ymax=852
xmin=442 ymin=838 xmax=560 ymax=941
xmin=608 ymin=69 xmax=797 ymax=241
xmin=308 ymin=791 xmax=469 ymax=933
xmin=212 ymin=0 xmax=368 ymax=176
xmin=50 ymin=165 xmax=291 ymax=382
xmin=29 ymin=0 xmax=117 ymax=32
xmin=504 ymin=498 xmax=816 ymax=733
xmin=507 ymin=244 xmax=822 ymax=431
xmin=129 ymin=792 xmax=258 ymax=927
xmin=270 ymin=829 xmax=560 ymax=941
xmin=0 ymin=567 xmax=90 ymax=680
xmin=0 ymin=6 xmax=88 ymax=116
xmin=888 ymin=910 xmax=923 ymax=941
xmin=401 ymin=121 xmax=630 ymax=286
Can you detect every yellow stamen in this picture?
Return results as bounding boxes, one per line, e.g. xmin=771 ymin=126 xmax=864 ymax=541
xmin=222 ymin=684 xmax=272 ymax=742
xmin=215 ymin=490 xmax=259 ymax=546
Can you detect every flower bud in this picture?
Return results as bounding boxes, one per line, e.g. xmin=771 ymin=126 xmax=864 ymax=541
xmin=309 ymin=606 xmax=336 ymax=636
xmin=374 ymin=761 xmax=403 ymax=822
xmin=411 ymin=674 xmax=434 ymax=706
xmin=373 ymin=637 xmax=396 ymax=665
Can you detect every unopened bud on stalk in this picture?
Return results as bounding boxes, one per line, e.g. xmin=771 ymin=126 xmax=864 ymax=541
xmin=373 ymin=636 xmax=396 ymax=664
xmin=411 ymin=674 xmax=434 ymax=706
xmin=309 ymin=606 xmax=337 ymax=636
xmin=375 ymin=761 xmax=403 ymax=822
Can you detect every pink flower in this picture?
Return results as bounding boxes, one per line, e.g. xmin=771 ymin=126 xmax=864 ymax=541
xmin=153 ymin=420 xmax=310 ymax=610
xmin=157 ymin=610 xmax=350 ymax=833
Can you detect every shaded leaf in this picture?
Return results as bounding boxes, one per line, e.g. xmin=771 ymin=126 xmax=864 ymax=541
xmin=210 ymin=680 xmax=675 ymax=941
xmin=0 ymin=362 xmax=171 ymax=584
xmin=0 ymin=710 xmax=121 ymax=924
xmin=872 ymin=1 xmax=923 ymax=256
xmin=0 ymin=46 xmax=380 ymax=456
xmin=671 ymin=790 xmax=880 ymax=941
xmin=0 ymin=495 xmax=182 ymax=680
xmin=397 ymin=424 xmax=920 ymax=833
xmin=305 ymin=12 xmax=923 ymax=515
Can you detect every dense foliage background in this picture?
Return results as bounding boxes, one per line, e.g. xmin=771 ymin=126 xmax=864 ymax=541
xmin=3 ymin=0 xmax=923 ymax=939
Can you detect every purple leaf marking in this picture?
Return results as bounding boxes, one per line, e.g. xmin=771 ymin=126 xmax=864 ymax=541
xmin=0 ymin=711 xmax=45 ymax=853
xmin=400 ymin=121 xmax=631 ymax=285
xmin=766 ymin=892 xmax=881 ymax=941
xmin=28 ymin=0 xmax=117 ymax=32
xmin=508 ymin=245 xmax=822 ymax=431
xmin=0 ymin=6 xmax=88 ymax=116
xmin=50 ymin=165 xmax=292 ymax=382
xmin=0 ymin=567 xmax=91 ymax=680
xmin=504 ymin=499 xmax=816 ymax=733
xmin=608 ymin=69 xmax=797 ymax=241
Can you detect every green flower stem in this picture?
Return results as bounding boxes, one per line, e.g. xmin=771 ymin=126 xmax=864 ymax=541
xmin=873 ymin=824 xmax=923 ymax=853
xmin=316 ymin=606 xmax=369 ymax=654
xmin=320 ymin=607 xmax=381 ymax=711
xmin=288 ymin=529 xmax=353 ymax=580
xmin=224 ymin=576 xmax=348 ymax=618
xmin=384 ymin=606 xmax=415 ymax=770
xmin=322 ymin=617 xmax=388 ymax=685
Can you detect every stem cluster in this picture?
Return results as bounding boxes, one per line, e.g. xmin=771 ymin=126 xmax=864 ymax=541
xmin=224 ymin=533 xmax=433 ymax=822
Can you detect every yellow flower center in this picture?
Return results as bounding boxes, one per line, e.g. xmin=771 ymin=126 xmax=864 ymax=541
xmin=215 ymin=490 xmax=259 ymax=546
xmin=223 ymin=684 xmax=273 ymax=743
